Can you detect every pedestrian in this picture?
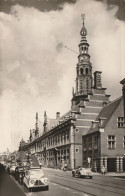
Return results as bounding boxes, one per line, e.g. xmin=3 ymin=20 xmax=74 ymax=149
xmin=63 ymin=163 xmax=67 ymax=171
xmin=39 ymin=161 xmax=42 ymax=169
xmin=101 ymin=165 xmax=106 ymax=175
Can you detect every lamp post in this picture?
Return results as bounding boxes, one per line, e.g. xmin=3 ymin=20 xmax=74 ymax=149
xmin=26 ymin=151 xmax=31 ymax=167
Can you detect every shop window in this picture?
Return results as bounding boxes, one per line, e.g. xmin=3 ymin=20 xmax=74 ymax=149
xmin=108 ymin=135 xmax=116 ymax=149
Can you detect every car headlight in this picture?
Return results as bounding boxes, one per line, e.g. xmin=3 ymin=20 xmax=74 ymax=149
xmin=30 ymin=179 xmax=35 ymax=184
xmin=44 ymin=178 xmax=48 ymax=183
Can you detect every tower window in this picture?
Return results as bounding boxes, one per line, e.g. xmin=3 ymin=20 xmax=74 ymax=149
xmin=84 ymin=47 xmax=87 ymax=53
xmin=81 ymin=47 xmax=84 ymax=53
xmin=85 ymin=68 xmax=89 ymax=75
xmin=80 ymin=68 xmax=83 ymax=75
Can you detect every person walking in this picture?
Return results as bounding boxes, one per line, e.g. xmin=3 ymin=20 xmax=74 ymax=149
xmin=101 ymin=165 xmax=106 ymax=175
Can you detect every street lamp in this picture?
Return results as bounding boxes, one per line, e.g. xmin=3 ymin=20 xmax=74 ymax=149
xmin=26 ymin=151 xmax=31 ymax=167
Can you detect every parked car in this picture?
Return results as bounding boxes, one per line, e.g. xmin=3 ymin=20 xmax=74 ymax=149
xmin=23 ymin=167 xmax=49 ymax=191
xmin=15 ymin=166 xmax=25 ymax=184
xmin=9 ymin=164 xmax=17 ymax=175
xmin=72 ymin=166 xmax=93 ymax=179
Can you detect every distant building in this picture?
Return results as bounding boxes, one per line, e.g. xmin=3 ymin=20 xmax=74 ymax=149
xmin=21 ymin=15 xmax=125 ymax=171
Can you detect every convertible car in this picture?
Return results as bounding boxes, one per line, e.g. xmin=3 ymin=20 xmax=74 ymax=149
xmin=72 ymin=166 xmax=93 ymax=179
xmin=23 ymin=167 xmax=49 ymax=191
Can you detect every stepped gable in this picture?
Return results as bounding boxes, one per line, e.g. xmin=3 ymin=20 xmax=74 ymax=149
xmin=88 ymin=96 xmax=122 ymax=134
xmin=73 ymin=87 xmax=111 ymax=134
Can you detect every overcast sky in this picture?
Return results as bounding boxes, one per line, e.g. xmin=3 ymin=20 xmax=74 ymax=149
xmin=0 ymin=0 xmax=125 ymax=152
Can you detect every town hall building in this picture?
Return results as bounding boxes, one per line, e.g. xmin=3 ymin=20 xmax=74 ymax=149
xmin=20 ymin=15 xmax=125 ymax=172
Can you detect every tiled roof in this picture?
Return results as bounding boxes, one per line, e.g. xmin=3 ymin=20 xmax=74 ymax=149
xmin=87 ymin=97 xmax=122 ymax=134
xmin=47 ymin=118 xmax=59 ymax=130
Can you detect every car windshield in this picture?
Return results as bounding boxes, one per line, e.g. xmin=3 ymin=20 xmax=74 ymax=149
xmin=11 ymin=165 xmax=16 ymax=168
xmin=30 ymin=169 xmax=44 ymax=176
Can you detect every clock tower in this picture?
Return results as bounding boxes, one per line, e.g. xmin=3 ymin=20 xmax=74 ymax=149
xmin=72 ymin=14 xmax=93 ymax=108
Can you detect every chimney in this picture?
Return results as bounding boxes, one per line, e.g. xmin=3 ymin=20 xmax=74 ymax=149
xmin=120 ymin=78 xmax=125 ymax=118
xmin=35 ymin=113 xmax=39 ymax=129
xmin=94 ymin=71 xmax=102 ymax=89
xmin=56 ymin=112 xmax=60 ymax=119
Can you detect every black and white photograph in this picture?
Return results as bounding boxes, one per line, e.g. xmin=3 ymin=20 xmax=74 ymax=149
xmin=0 ymin=0 xmax=125 ymax=195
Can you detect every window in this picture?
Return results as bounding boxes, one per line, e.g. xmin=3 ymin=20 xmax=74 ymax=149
xmin=117 ymin=117 xmax=124 ymax=128
xmin=80 ymin=68 xmax=83 ymax=75
xmin=108 ymin=135 xmax=116 ymax=149
xmin=75 ymin=148 xmax=79 ymax=153
xmin=75 ymin=128 xmax=79 ymax=133
xmin=88 ymin=137 xmax=92 ymax=150
xmin=66 ymin=132 xmax=69 ymax=140
xmin=124 ymin=136 xmax=125 ymax=150
xmin=85 ymin=68 xmax=89 ymax=75
xmin=83 ymin=138 xmax=86 ymax=147
xmin=93 ymin=136 xmax=98 ymax=149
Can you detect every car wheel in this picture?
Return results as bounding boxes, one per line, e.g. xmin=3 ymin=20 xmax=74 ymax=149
xmin=78 ymin=173 xmax=81 ymax=178
xmin=45 ymin=186 xmax=49 ymax=191
xmin=29 ymin=188 xmax=32 ymax=192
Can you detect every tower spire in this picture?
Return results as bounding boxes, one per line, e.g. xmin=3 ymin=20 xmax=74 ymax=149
xmin=71 ymin=15 xmax=93 ymax=109
xmin=80 ymin=14 xmax=87 ymax=41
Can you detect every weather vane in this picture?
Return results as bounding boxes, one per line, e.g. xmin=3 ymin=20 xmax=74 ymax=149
xmin=81 ymin=13 xmax=85 ymax=24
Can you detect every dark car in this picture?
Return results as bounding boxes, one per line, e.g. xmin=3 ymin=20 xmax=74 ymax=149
xmin=15 ymin=166 xmax=25 ymax=184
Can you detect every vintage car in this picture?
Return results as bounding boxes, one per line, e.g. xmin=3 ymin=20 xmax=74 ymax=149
xmin=9 ymin=164 xmax=17 ymax=175
xmin=72 ymin=166 xmax=93 ymax=179
xmin=15 ymin=166 xmax=25 ymax=184
xmin=23 ymin=167 xmax=49 ymax=191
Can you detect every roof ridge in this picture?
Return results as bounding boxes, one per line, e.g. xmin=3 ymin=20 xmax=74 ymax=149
xmin=103 ymin=96 xmax=122 ymax=108
xmin=87 ymin=96 xmax=122 ymax=134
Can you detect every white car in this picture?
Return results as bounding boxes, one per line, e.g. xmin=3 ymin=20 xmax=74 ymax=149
xmin=23 ymin=167 xmax=49 ymax=191
xmin=72 ymin=166 xmax=93 ymax=179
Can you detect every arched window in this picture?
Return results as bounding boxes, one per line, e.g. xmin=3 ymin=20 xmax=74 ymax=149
xmin=81 ymin=46 xmax=84 ymax=53
xmin=86 ymin=78 xmax=89 ymax=91
xmin=85 ymin=68 xmax=89 ymax=75
xmin=80 ymin=68 xmax=83 ymax=75
xmin=84 ymin=46 xmax=86 ymax=53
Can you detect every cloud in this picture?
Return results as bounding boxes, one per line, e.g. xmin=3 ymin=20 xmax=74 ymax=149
xmin=0 ymin=0 xmax=125 ymax=151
